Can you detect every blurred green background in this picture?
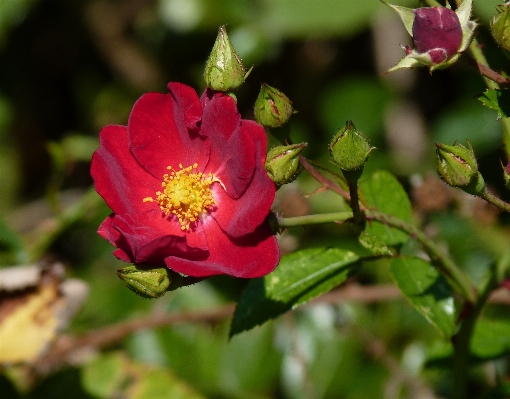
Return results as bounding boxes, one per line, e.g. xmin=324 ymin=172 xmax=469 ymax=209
xmin=1 ymin=0 xmax=509 ymax=398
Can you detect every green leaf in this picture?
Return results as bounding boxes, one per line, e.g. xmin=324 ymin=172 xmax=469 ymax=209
xmin=230 ymin=247 xmax=364 ymax=336
xmin=390 ymin=256 xmax=455 ymax=338
xmin=476 ymin=89 xmax=510 ymax=120
xmin=358 ymin=231 xmax=392 ymax=256
xmin=359 ymin=170 xmax=412 ymax=246
xmin=471 ymin=318 xmax=510 ymax=360
xmin=81 ymin=352 xmax=206 ymax=399
xmin=427 ymin=318 xmax=510 ymax=367
xmin=81 ymin=352 xmax=127 ymax=398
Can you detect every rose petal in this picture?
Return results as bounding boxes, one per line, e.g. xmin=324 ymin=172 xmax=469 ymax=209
xmin=185 ymin=222 xmax=209 ymax=251
xmin=413 ymin=7 xmax=462 ymax=57
xmin=93 ymin=83 xmax=280 ymax=279
xmin=128 ymin=90 xmax=209 ymax=178
xmin=427 ymin=48 xmax=448 ymax=64
xmin=108 ymin=212 xmax=206 ymax=266
xmin=201 ymin=95 xmax=256 ymax=199
xmin=165 ymin=218 xmax=279 ymax=278
xmin=168 ymin=82 xmax=203 ymax=137
xmin=211 ymin=120 xmax=275 ymax=237
xmin=98 ymin=215 xmax=132 ymax=263
xmin=91 ymin=125 xmax=161 ymax=216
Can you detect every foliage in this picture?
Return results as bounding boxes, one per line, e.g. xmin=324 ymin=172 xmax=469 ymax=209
xmin=1 ymin=1 xmax=510 ymax=399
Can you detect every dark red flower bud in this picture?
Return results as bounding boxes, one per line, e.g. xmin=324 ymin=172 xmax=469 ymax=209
xmin=413 ymin=7 xmax=463 ymax=63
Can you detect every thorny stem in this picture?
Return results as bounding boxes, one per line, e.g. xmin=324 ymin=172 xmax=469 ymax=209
xmin=347 ymin=178 xmax=363 ymax=226
xmin=424 ymin=2 xmax=509 ymax=396
xmin=277 ymin=212 xmax=353 ymax=227
xmin=468 ymin=40 xmax=500 ymax=91
xmin=455 ymin=0 xmax=510 ymax=157
xmin=474 ymin=61 xmax=510 ymax=87
xmin=278 ymin=210 xmax=476 ymax=303
xmin=451 ymin=251 xmax=510 ymax=399
xmin=479 ymin=187 xmax=510 ymax=213
xmin=365 ymin=210 xmax=476 ymax=303
xmin=466 ymin=32 xmax=510 ymax=157
xmin=299 ymin=156 xmax=351 ymax=200
xmin=426 ymin=0 xmax=510 ymax=156
xmin=298 ymin=157 xmax=475 ymax=302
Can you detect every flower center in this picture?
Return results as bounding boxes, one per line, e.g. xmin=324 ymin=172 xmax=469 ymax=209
xmin=144 ymin=163 xmax=216 ymax=231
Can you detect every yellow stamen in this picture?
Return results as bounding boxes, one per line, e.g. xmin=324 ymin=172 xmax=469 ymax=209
xmin=149 ymin=163 xmax=217 ymax=230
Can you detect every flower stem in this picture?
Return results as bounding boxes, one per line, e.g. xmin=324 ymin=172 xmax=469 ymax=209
xmin=458 ymin=2 xmax=510 ymax=159
xmin=450 ymin=251 xmax=510 ymax=399
xmin=299 ymin=156 xmax=351 ymax=200
xmin=365 ymin=210 xmax=477 ymax=303
xmin=502 ymin=119 xmax=510 ymax=160
xmin=278 ymin=208 xmax=476 ymax=303
xmin=277 ymin=212 xmax=353 ymax=228
xmin=479 ymin=188 xmax=510 ymax=212
xmin=346 ymin=174 xmax=363 ymax=222
xmin=468 ymin=42 xmax=500 ymax=90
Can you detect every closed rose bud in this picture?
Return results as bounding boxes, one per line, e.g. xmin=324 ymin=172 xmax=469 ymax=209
xmin=254 ymin=84 xmax=294 ymax=128
xmin=435 ymin=141 xmax=485 ymax=195
xmin=204 ymin=25 xmax=252 ymax=91
xmin=382 ymin=0 xmax=476 ymax=73
xmin=413 ymin=7 xmax=463 ymax=64
xmin=491 ymin=4 xmax=510 ymax=55
xmin=117 ymin=265 xmax=171 ymax=299
xmin=329 ymin=121 xmax=374 ymax=178
xmin=265 ymin=143 xmax=307 ymax=187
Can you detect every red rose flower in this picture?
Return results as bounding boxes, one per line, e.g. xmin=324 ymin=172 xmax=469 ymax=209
xmin=412 ymin=7 xmax=463 ymax=64
xmin=91 ymin=82 xmax=279 ymax=278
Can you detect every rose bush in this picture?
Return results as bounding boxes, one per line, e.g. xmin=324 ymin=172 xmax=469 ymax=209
xmin=91 ymin=82 xmax=279 ymax=278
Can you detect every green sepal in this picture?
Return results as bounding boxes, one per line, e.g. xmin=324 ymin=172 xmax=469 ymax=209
xmin=380 ymin=1 xmax=414 ymax=36
xmin=117 ymin=265 xmax=172 ymax=299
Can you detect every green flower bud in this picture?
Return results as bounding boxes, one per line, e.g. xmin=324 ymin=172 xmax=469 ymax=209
xmin=117 ymin=265 xmax=171 ymax=299
xmin=328 ymin=121 xmax=374 ymax=173
xmin=435 ymin=141 xmax=485 ymax=195
xmin=204 ymin=25 xmax=252 ymax=91
xmin=254 ymin=84 xmax=294 ymax=128
xmin=265 ymin=143 xmax=307 ymax=187
xmin=491 ymin=4 xmax=510 ymax=55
